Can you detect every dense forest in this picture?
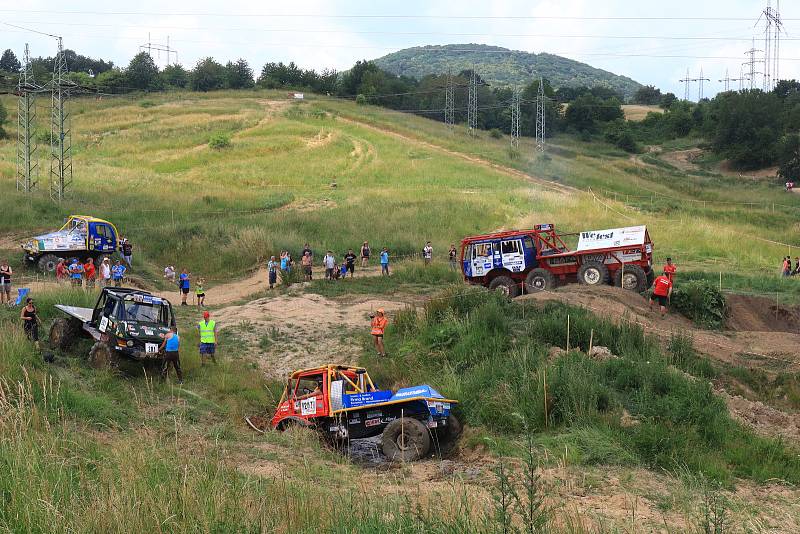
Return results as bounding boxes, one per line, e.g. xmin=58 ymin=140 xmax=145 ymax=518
xmin=1 ymin=47 xmax=798 ymax=179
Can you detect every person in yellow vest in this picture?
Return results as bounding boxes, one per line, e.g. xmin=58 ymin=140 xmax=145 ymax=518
xmin=197 ymin=310 xmax=217 ymax=365
xmin=369 ymin=308 xmax=388 ymax=357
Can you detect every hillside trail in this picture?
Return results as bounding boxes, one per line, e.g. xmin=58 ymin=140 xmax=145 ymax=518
xmin=335 ymin=115 xmax=575 ymax=195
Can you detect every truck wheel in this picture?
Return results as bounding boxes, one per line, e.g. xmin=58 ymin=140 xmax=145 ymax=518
xmin=488 ymin=275 xmax=520 ymax=298
xmin=435 ymin=414 xmax=463 ymax=456
xmin=525 ymin=268 xmax=556 ymax=293
xmin=49 ymin=318 xmax=78 ymax=350
xmin=614 ymin=264 xmax=648 ymax=293
xmin=578 ymin=262 xmax=610 ymax=286
xmin=646 ymin=269 xmax=655 ymax=289
xmin=89 ymin=342 xmax=119 ymax=369
xmin=381 ymin=417 xmax=431 ymax=462
xmin=38 ymin=254 xmax=59 ymax=273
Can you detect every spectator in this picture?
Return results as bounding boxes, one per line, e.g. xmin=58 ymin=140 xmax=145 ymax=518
xmin=179 ymin=269 xmax=190 ymax=305
xmin=195 ymin=278 xmax=205 ymax=307
xmin=422 ymin=241 xmax=433 ymax=266
xmin=111 ymin=260 xmax=126 ymax=287
xmin=268 ymin=255 xmax=278 ymax=289
xmin=323 ymin=251 xmax=336 ymax=280
xmin=280 ymin=251 xmax=289 ymax=272
xmin=370 ymin=309 xmax=388 ymax=357
xmin=340 ymin=262 xmax=348 ymax=279
xmin=301 ymin=243 xmax=313 ymax=261
xmin=794 ymin=257 xmax=800 ymax=276
xmin=448 ymin=244 xmax=458 ymax=270
xmin=55 ymin=258 xmax=67 ymax=284
xmin=344 ymin=249 xmax=357 ymax=278
xmin=99 ymin=258 xmax=112 ymax=287
xmin=83 ymin=258 xmax=96 ymax=289
xmin=360 ymin=241 xmax=371 ymax=268
xmin=782 ymin=256 xmax=792 ymax=277
xmin=20 ymin=297 xmax=41 ymax=348
xmin=301 ymin=252 xmax=313 ymax=281
xmin=0 ymin=259 xmax=12 ymax=305
xmin=68 ymin=258 xmax=84 ymax=287
xmin=120 ymin=238 xmax=133 ymax=267
xmin=164 ymin=265 xmax=176 ymax=283
xmin=663 ymin=257 xmax=677 ymax=282
xmin=332 ymin=261 xmax=342 ymax=280
xmin=380 ymin=247 xmax=390 ymax=276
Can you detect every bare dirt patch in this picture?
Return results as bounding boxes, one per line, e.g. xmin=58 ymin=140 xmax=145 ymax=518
xmin=660 ymin=148 xmax=704 ymax=172
xmin=622 ymin=104 xmax=663 ymax=122
xmin=716 ymin=387 xmax=800 ymax=442
xmin=726 ymin=294 xmax=800 ymax=333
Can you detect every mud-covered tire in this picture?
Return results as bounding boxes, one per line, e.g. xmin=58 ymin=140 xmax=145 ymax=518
xmin=525 ymin=268 xmax=556 ymax=293
xmin=49 ymin=318 xmax=78 ymax=350
xmin=38 ymin=254 xmax=59 ymax=273
xmin=614 ymin=264 xmax=648 ymax=293
xmin=89 ymin=342 xmax=119 ymax=369
xmin=488 ymin=275 xmax=520 ymax=298
xmin=381 ymin=417 xmax=431 ymax=462
xmin=577 ymin=261 xmax=610 ymax=286
xmin=434 ymin=414 xmax=463 ymax=456
xmin=646 ymin=269 xmax=655 ymax=289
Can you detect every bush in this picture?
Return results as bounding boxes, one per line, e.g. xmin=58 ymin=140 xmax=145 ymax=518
xmin=489 ymin=128 xmax=503 ymax=139
xmin=671 ymin=281 xmax=728 ymax=329
xmin=208 ymin=133 xmax=231 ymax=150
xmin=355 ymin=94 xmax=367 ymax=105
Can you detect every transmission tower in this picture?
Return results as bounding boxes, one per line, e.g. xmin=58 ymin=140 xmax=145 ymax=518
xmin=743 ymin=38 xmax=763 ymax=90
xmin=731 ymin=66 xmax=749 ymax=91
xmin=444 ymin=70 xmax=455 ymax=131
xmin=49 ymin=37 xmax=75 ymax=203
xmin=535 ymin=78 xmax=546 ymax=153
xmin=719 ymin=69 xmax=732 ymax=92
xmin=694 ymin=67 xmax=710 ymax=100
xmin=16 ymin=43 xmax=40 ymax=193
xmin=467 ymin=68 xmax=478 ymax=135
xmin=679 ymin=69 xmax=694 ymax=101
xmin=139 ymin=33 xmax=179 ymax=66
xmin=510 ymin=86 xmax=520 ymax=148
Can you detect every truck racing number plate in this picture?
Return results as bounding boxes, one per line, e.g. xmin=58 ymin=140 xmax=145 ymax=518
xmin=145 ymin=343 xmax=159 ymax=354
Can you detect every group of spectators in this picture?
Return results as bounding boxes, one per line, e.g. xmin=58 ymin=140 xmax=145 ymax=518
xmin=55 ymin=257 xmax=127 ymax=288
xmin=781 ymin=256 xmax=800 ymax=276
xmin=164 ymin=266 xmax=202 ymax=306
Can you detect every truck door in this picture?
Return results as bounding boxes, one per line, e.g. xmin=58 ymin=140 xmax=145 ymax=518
xmin=291 ymin=373 xmax=328 ymax=419
xmin=500 ymin=238 xmax=525 ymax=273
xmin=471 ymin=242 xmax=494 ymax=277
xmin=89 ymin=223 xmax=116 ymax=253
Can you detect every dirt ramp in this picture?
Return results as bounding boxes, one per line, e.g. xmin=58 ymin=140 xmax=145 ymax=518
xmin=726 ymin=294 xmax=800 ymax=333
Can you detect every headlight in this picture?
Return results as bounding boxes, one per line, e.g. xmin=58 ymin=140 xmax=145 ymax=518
xmin=126 ymin=340 xmax=134 ymax=347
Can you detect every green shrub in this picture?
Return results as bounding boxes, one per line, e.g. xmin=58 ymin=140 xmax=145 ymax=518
xmin=355 ymin=94 xmax=367 ymax=105
xmin=671 ymin=281 xmax=728 ymax=329
xmin=208 ymin=133 xmax=231 ymax=150
xmin=489 ymin=128 xmax=503 ymax=139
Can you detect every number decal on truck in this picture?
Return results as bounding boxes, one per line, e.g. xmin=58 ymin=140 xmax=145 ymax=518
xmin=300 ymin=397 xmax=317 ymax=416
xmin=145 ymin=343 xmax=159 ymax=354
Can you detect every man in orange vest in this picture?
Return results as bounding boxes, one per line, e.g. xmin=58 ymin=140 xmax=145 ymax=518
xmin=370 ymin=308 xmax=388 ymax=357
xmin=663 ymin=257 xmax=676 ymax=283
xmin=649 ymin=271 xmax=673 ymax=317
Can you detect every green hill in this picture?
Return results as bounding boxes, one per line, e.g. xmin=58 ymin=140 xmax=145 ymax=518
xmin=372 ymin=43 xmax=643 ymax=99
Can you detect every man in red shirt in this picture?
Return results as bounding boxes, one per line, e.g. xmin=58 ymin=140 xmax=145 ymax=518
xmin=649 ymin=271 xmax=673 ymax=317
xmin=663 ymin=257 xmax=676 ymax=282
xmin=83 ymin=258 xmax=97 ymax=289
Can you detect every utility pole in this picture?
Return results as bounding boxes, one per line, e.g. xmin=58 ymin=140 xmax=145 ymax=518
xmin=467 ymin=67 xmax=478 ymax=135
xmin=535 ymin=77 xmax=546 ymax=153
xmin=139 ymin=33 xmax=178 ymax=66
xmin=49 ymin=37 xmax=75 ymax=203
xmin=679 ymin=68 xmax=693 ymax=101
xmin=731 ymin=66 xmax=748 ymax=91
xmin=510 ymin=86 xmax=520 ymax=148
xmin=719 ymin=69 xmax=732 ymax=92
xmin=743 ymin=38 xmax=763 ymax=91
xmin=17 ymin=43 xmax=40 ymax=194
xmin=444 ymin=70 xmax=454 ymax=131
xmin=694 ymin=67 xmax=710 ymax=100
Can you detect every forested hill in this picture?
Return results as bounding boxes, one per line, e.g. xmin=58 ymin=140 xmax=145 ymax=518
xmin=373 ymin=44 xmax=643 ymax=99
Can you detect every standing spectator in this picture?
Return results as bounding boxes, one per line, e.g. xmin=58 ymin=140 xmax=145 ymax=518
xmin=99 ymin=258 xmax=112 ymax=288
xmin=20 ymin=298 xmax=41 ymax=348
xmin=195 ymin=278 xmax=206 ymax=307
xmin=340 ymin=261 xmax=348 ymax=279
xmin=360 ymin=241 xmax=371 ymax=268
xmin=370 ymin=309 xmax=388 ymax=357
xmin=268 ymin=255 xmax=279 ymax=289
xmin=164 ymin=265 xmax=176 ymax=283
xmin=344 ymin=249 xmax=357 ymax=278
xmin=0 ymin=259 xmax=12 ymax=305
xmin=649 ymin=271 xmax=673 ymax=317
xmin=83 ymin=258 xmax=96 ymax=289
xmin=55 ymin=258 xmax=67 ymax=284
xmin=422 ymin=241 xmax=433 ymax=266
xmin=197 ymin=310 xmax=217 ymax=366
xmin=68 ymin=258 xmax=84 ymax=287
xmin=323 ymin=251 xmax=336 ymax=280
xmin=159 ymin=327 xmax=183 ymax=384
xmin=380 ymin=247 xmax=390 ymax=276
xmin=794 ymin=257 xmax=800 ymax=276
xmin=782 ymin=256 xmax=792 ymax=277
xmin=301 ymin=252 xmax=313 ymax=281
xmin=280 ymin=251 xmax=289 ymax=272
xmin=663 ymin=257 xmax=677 ymax=282
xmin=120 ymin=238 xmax=133 ymax=267
xmin=448 ymin=244 xmax=458 ymax=271
xmin=111 ymin=260 xmax=126 ymax=287
xmin=179 ymin=269 xmax=190 ymax=305
xmin=301 ymin=243 xmax=313 ymax=261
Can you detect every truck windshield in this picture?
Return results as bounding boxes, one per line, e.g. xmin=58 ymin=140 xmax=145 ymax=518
xmin=119 ymin=302 xmax=170 ymax=324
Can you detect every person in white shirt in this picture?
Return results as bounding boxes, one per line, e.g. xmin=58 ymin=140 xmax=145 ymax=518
xmin=164 ymin=265 xmax=176 ymax=283
xmin=323 ymin=251 xmax=336 ymax=281
xmin=99 ymin=257 xmax=112 ymax=288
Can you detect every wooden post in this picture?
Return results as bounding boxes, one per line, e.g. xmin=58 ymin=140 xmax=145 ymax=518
xmin=588 ymin=329 xmax=594 ymax=355
xmin=719 ymin=272 xmax=722 ymax=292
xmin=621 ymin=262 xmax=625 ymax=289
xmin=543 ymin=368 xmax=548 ymax=428
xmin=566 ymin=314 xmax=570 ymax=352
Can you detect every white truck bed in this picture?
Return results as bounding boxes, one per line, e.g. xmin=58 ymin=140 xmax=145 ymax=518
xmin=54 ymin=305 xmax=93 ymax=323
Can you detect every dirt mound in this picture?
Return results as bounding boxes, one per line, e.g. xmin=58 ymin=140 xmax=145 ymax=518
xmin=726 ymin=294 xmax=800 ymax=333
xmin=716 ymin=387 xmax=800 ymax=442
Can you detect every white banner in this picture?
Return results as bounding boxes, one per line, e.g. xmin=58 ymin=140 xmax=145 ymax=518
xmin=577 ymin=226 xmax=647 ymax=252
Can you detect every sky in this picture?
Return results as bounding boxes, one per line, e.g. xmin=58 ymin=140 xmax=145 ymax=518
xmin=1 ymin=0 xmax=799 ymax=99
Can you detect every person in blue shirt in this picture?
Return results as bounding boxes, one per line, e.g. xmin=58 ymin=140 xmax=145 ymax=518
xmin=159 ymin=327 xmax=182 ymax=384
xmin=380 ymin=247 xmax=390 ymax=276
xmin=267 ymin=256 xmax=278 ymax=289
xmin=179 ymin=269 xmax=190 ymax=306
xmin=68 ymin=258 xmax=84 ymax=287
xmin=111 ymin=260 xmax=126 ymax=287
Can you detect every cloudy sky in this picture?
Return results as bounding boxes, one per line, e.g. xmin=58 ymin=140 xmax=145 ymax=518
xmin=2 ymin=0 xmax=798 ymax=98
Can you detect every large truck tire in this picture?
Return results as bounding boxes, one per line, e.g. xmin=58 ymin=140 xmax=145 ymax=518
xmin=488 ymin=275 xmax=520 ymax=298
xmin=614 ymin=264 xmax=648 ymax=293
xmin=434 ymin=414 xmax=463 ymax=456
xmin=89 ymin=342 xmax=120 ymax=369
xmin=381 ymin=417 xmax=431 ymax=462
xmin=525 ymin=268 xmax=556 ymax=293
xmin=577 ymin=261 xmax=610 ymax=286
xmin=49 ymin=318 xmax=78 ymax=350
xmin=646 ymin=269 xmax=655 ymax=289
xmin=38 ymin=254 xmax=59 ymax=273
